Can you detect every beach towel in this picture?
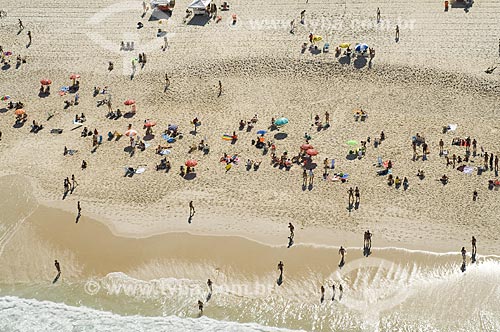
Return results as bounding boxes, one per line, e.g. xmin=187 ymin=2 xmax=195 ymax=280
xmin=135 ymin=167 xmax=146 ymax=174
xmin=463 ymin=166 xmax=474 ymax=174
xmin=160 ymin=149 xmax=171 ymax=155
xmin=222 ymin=134 xmax=232 ymax=141
xmin=447 ymin=124 xmax=457 ymax=131
xmin=162 ymin=134 xmax=176 ymax=143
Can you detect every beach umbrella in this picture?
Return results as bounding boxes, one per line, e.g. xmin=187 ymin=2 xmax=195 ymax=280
xmin=355 ymin=43 xmax=369 ymax=53
xmin=69 ymin=74 xmax=80 ymax=80
xmin=15 ymin=109 xmax=25 ymax=115
xmin=1 ymin=95 xmax=11 ymax=101
xmin=256 ymin=130 xmax=267 ymax=135
xmin=274 ymin=117 xmax=289 ymax=126
xmin=40 ymin=79 xmax=52 ymax=85
xmin=301 ymin=143 xmax=313 ymax=150
xmin=185 ymin=159 xmax=197 ymax=167
xmin=168 ymin=124 xmax=178 ymax=131
xmin=144 ymin=121 xmax=156 ymax=127
xmin=339 ymin=43 xmax=350 ymax=49
xmin=347 ymin=140 xmax=358 ymax=146
xmin=125 ymin=129 xmax=138 ymax=137
xmin=306 ymin=148 xmax=319 ymax=156
xmin=124 ymin=99 xmax=135 ymax=106
xmin=312 ymin=35 xmax=323 ymax=43
xmin=3 ymin=51 xmax=12 ymax=56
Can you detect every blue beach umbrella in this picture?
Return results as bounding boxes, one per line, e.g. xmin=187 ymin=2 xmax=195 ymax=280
xmin=355 ymin=43 xmax=368 ymax=53
xmin=274 ymin=117 xmax=289 ymax=126
xmin=256 ymin=130 xmax=267 ymax=135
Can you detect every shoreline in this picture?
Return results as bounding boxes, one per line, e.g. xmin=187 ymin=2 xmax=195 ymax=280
xmin=1 ymin=180 xmax=498 ymax=285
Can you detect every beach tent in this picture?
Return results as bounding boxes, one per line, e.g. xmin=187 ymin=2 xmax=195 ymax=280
xmin=188 ymin=0 xmax=211 ymax=14
xmin=151 ymin=0 xmax=176 ymax=11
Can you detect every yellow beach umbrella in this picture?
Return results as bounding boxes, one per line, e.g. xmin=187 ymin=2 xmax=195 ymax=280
xmin=339 ymin=43 xmax=350 ymax=48
xmin=312 ymin=35 xmax=323 ymax=42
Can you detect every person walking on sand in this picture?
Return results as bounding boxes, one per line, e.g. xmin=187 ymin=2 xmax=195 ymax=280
xmin=288 ymin=222 xmax=295 ymax=238
xmin=302 ymin=169 xmax=307 ymax=186
xmin=165 ymin=73 xmax=170 ymax=91
xmin=395 ymin=25 xmax=399 ymax=41
xmin=376 ymin=8 xmax=381 ymax=23
xmin=471 ymin=236 xmax=477 ymax=256
xmin=364 ymin=230 xmax=372 ymax=249
xmin=347 ymin=187 xmax=354 ymax=205
xmin=76 ymin=201 xmax=81 ymax=223
xmin=461 ymin=247 xmax=467 ymax=264
xmin=18 ymin=19 xmax=24 ymax=31
xmin=163 ymin=35 xmax=168 ymax=50
xmin=290 ymin=19 xmax=295 ymax=34
xmin=354 ymin=187 xmax=360 ymax=204
xmin=495 ymin=155 xmax=499 ymax=172
xmin=439 ymin=139 xmax=444 ymax=155
xmin=207 ymin=279 xmax=213 ymax=293
xmin=300 ymin=10 xmax=306 ymax=24
xmin=54 ymin=260 xmax=61 ymax=273
xmin=339 ymin=284 xmax=343 ymax=299
xmin=473 ymin=190 xmax=478 ymax=201
xmin=71 ymin=174 xmax=78 ymax=189
xmin=27 ymin=30 xmax=32 ymax=44
xmin=218 ymin=80 xmax=222 ymax=97
xmin=189 ymin=201 xmax=195 ymax=215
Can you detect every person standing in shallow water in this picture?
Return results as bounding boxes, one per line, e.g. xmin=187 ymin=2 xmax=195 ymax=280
xmin=461 ymin=247 xmax=467 ymax=264
xmin=278 ymin=261 xmax=284 ymax=276
xmin=207 ymin=279 xmax=213 ymax=293
xmin=198 ymin=300 xmax=203 ymax=314
xmin=339 ymin=246 xmax=346 ymax=261
xmin=471 ymin=237 xmax=477 ymax=256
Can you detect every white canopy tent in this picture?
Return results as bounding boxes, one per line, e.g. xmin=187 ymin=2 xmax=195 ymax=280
xmin=188 ymin=0 xmax=211 ymax=14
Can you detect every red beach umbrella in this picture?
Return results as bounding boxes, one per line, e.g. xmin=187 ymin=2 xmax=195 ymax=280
xmin=124 ymin=99 xmax=136 ymax=106
xmin=306 ymin=149 xmax=318 ymax=156
xmin=301 ymin=144 xmax=314 ymax=150
xmin=40 ymin=79 xmax=52 ymax=85
xmin=185 ymin=160 xmax=198 ymax=167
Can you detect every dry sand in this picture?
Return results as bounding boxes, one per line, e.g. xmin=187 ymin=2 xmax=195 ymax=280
xmin=0 ymin=0 xmax=499 ymax=269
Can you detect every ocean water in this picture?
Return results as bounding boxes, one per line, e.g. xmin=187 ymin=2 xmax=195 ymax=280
xmin=1 ymin=255 xmax=499 ymax=332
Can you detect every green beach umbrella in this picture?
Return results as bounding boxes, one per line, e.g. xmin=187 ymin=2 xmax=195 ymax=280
xmin=347 ymin=140 xmax=358 ymax=146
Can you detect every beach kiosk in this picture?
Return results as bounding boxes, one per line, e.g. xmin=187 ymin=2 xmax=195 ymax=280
xmin=188 ymin=0 xmax=211 ymax=15
xmin=150 ymin=0 xmax=176 ymax=13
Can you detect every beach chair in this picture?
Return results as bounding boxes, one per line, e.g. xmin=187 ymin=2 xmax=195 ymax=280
xmin=377 ymin=156 xmax=383 ymax=167
xmin=323 ymin=43 xmax=330 ymax=53
xmin=98 ymin=135 xmax=103 ymax=145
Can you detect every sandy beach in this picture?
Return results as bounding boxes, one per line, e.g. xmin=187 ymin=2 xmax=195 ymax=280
xmin=0 ymin=0 xmax=500 ymax=330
